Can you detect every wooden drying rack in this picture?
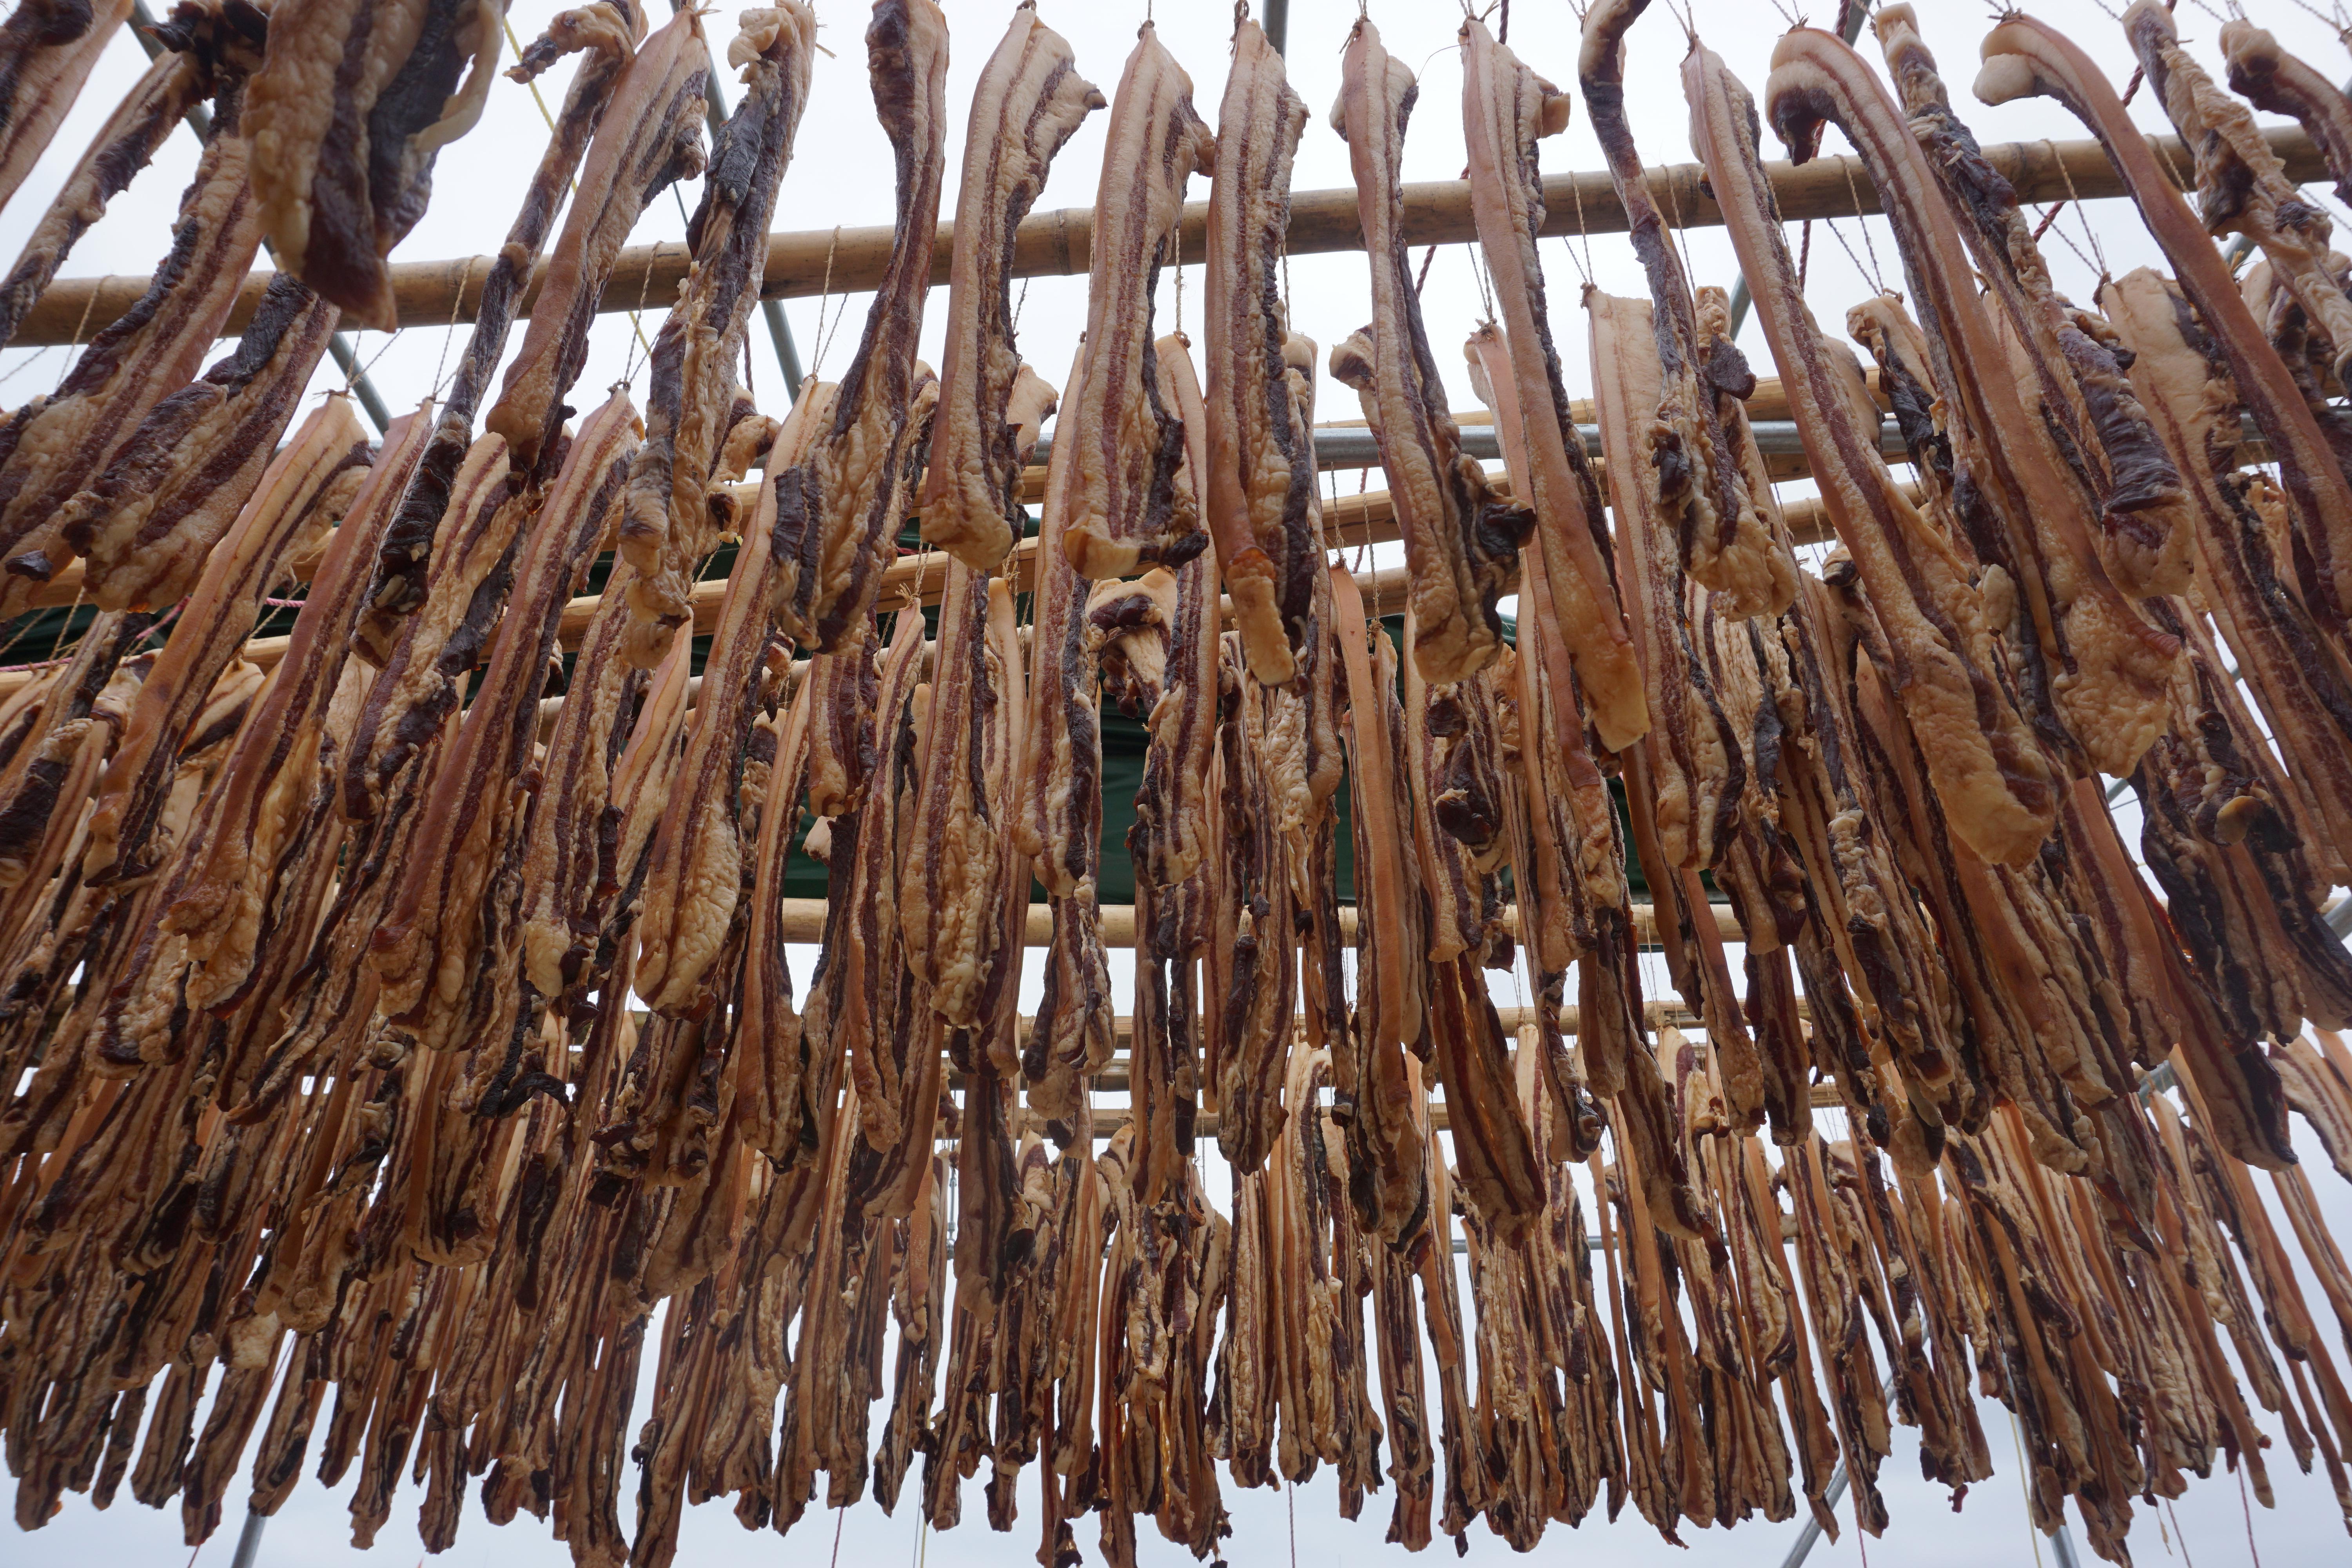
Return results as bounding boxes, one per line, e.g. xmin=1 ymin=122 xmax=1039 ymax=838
xmin=10 ymin=127 xmax=2323 ymax=345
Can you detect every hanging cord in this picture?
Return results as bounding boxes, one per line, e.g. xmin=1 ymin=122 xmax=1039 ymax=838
xmin=2165 ymin=1497 xmax=2194 ymax=1566
xmin=1563 ymin=162 xmax=1597 ymax=287
xmin=808 ymin=227 xmax=849 ymax=379
xmin=1798 ymin=220 xmax=1814 ymax=292
xmin=2238 ymin=1466 xmax=2263 ymax=1566
xmin=1413 ymin=243 xmax=1441 ymax=297
xmin=432 ymin=256 xmax=479 ymax=400
xmin=57 ymin=283 xmax=98 ymax=394
xmin=1836 ymin=154 xmax=1887 ymax=292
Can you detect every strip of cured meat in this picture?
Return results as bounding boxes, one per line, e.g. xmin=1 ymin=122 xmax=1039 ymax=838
xmin=1451 ymin=23 xmax=1639 ymax=751
xmin=1129 ymin=334 xmax=1218 ymax=899
xmin=1053 ymin=23 xmax=1214 ymax=583
xmin=1210 ymin=635 xmax=1296 ymax=1175
xmin=482 ymin=5 xmax=706 ymax=475
xmin=632 ymin=391 xmax=814 ymax=1015
xmin=0 ymin=0 xmax=131 ymax=214
xmin=1764 ymin=25 xmax=2176 ymax=783
xmin=0 ymin=29 xmax=205 ymax=349
xmin=1570 ymin=2 xmax=1792 ymax=620
xmin=2124 ymin=3 xmax=2352 ymax=388
xmin=80 ymin=394 xmax=370 ymax=887
xmin=358 ymin=0 xmax=642 ymax=645
xmin=245 ymin=0 xmax=506 ymax=327
xmin=340 ymin=431 xmax=514 ymax=821
xmin=1869 ymin=4 xmax=2191 ymax=601
xmin=1684 ymin=40 xmax=2055 ymax=867
xmin=2223 ymin=18 xmax=2352 ymax=203
xmin=900 ymin=555 xmax=1014 ymax=1032
xmin=916 ymin=2 xmax=1098 ymax=573
xmin=370 ymin=390 xmax=638 ymax=1046
xmin=62 ymin=274 xmax=340 ymax=611
xmin=621 ymin=2 xmax=818 ymax=666
xmin=1330 ymin=20 xmax=1528 ymax=693
xmin=164 ymin=404 xmax=431 ymax=1007
xmin=1586 ymin=290 xmax=1746 ymax=873
xmin=2100 ymin=266 xmax=2352 ymax=884
xmin=0 ymin=20 xmax=267 ymax=616
xmin=1976 ymin=13 xmax=2352 ymax=632
xmin=1201 ymin=16 xmax=1310 ymax=685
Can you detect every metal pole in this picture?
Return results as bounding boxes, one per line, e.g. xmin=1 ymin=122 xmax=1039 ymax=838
xmin=228 ymin=1504 xmax=267 ymax=1568
xmin=704 ymin=49 xmax=804 ymax=401
xmin=129 ymin=1 xmax=391 ymax=435
xmin=1263 ymin=0 xmax=1289 ymax=55
xmin=1777 ymin=1459 xmax=1854 ymax=1568
xmin=2051 ymin=1519 xmax=2082 ymax=1568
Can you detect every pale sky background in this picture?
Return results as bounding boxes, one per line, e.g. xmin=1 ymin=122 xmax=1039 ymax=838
xmin=10 ymin=0 xmax=2352 ymax=1564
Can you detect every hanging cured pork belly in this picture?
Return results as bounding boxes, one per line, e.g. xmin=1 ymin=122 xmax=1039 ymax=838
xmin=1763 ymin=25 xmax=2176 ymax=785
xmin=2223 ymin=16 xmax=2352 ymax=203
xmin=628 ymin=1 xmax=821 ymax=666
xmin=2123 ymin=2 xmax=2352 ymax=390
xmin=245 ymin=0 xmax=507 ymax=327
xmin=359 ymin=0 xmax=643 ymax=642
xmin=0 ymin=17 xmax=212 ymax=349
xmin=1053 ymin=22 xmax=1215 ymax=584
xmin=1685 ymin=39 xmax=2057 ymax=867
xmin=1977 ymin=12 xmax=2352 ymax=634
xmin=480 ymin=5 xmax=707 ymax=481
xmin=1570 ymin=1 xmax=1793 ymax=619
xmin=0 ymin=0 xmax=132 ymax=215
xmin=918 ymin=2 xmax=1098 ymax=574
xmin=1201 ymin=16 xmax=1312 ymax=686
xmin=768 ymin=0 xmax=947 ymax=658
xmin=0 ymin=10 xmax=269 ymax=620
xmin=1333 ymin=17 xmax=1535 ymax=692
xmin=1870 ymin=3 xmax=2192 ymax=601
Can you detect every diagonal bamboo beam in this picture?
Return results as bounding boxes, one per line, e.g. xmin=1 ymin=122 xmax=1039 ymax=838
xmin=12 ymin=127 xmax=2321 ymax=346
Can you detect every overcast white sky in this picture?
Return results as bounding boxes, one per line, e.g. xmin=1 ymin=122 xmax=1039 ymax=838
xmin=11 ymin=0 xmax=2352 ymax=1564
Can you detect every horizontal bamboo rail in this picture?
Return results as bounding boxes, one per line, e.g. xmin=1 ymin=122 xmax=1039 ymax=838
xmin=13 ymin=127 xmax=2319 ymax=346
xmin=764 ymin=896 xmax=1739 ymax=947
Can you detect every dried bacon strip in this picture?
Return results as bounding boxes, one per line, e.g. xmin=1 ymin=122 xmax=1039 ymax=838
xmin=165 ymin=404 xmax=432 ymax=1007
xmin=1870 ymin=4 xmax=2191 ymax=600
xmin=64 ymin=274 xmax=341 ymax=611
xmin=2224 ymin=18 xmax=2352 ymax=204
xmin=339 ymin=431 xmax=514 ymax=822
xmin=0 ymin=36 xmax=205 ymax=349
xmin=1053 ymin=22 xmax=1214 ymax=583
xmin=1201 ymin=16 xmax=1310 ymax=684
xmin=917 ymin=2 xmax=1098 ymax=573
xmin=358 ymin=0 xmax=642 ymax=644
xmin=246 ymin=0 xmax=506 ymax=328
xmin=0 ymin=0 xmax=131 ymax=215
xmin=0 ymin=18 xmax=267 ymax=615
xmin=81 ymin=395 xmax=370 ymax=887
xmin=1130 ymin=334 xmax=1218 ymax=898
xmin=1333 ymin=18 xmax=1530 ymax=691
xmin=621 ymin=1 xmax=819 ymax=666
xmin=2124 ymin=2 xmax=2352 ymax=390
xmin=1455 ymin=15 xmax=1641 ymax=746
xmin=481 ymin=5 xmax=707 ymax=474
xmin=370 ymin=390 xmax=638 ymax=1046
xmin=900 ymin=559 xmax=1011 ymax=1032
xmin=1977 ymin=12 xmax=2352 ymax=630
xmin=1570 ymin=1 xmax=1792 ymax=619
xmin=1586 ymin=289 xmax=1746 ymax=873
xmin=1685 ymin=40 xmax=2055 ymax=866
xmin=2100 ymin=266 xmax=2352 ymax=883
xmin=1766 ymin=25 xmax=2176 ymax=782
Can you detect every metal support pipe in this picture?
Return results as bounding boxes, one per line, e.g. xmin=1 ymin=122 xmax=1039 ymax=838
xmin=1264 ymin=0 xmax=1289 ymax=55
xmin=705 ymin=46 xmax=804 ymax=400
xmin=129 ymin=0 xmax=392 ymax=434
xmin=228 ymin=1505 xmax=267 ymax=1568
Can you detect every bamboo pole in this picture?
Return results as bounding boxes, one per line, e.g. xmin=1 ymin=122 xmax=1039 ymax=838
xmin=759 ymin=896 xmax=1740 ymax=947
xmin=13 ymin=127 xmax=2317 ymax=346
